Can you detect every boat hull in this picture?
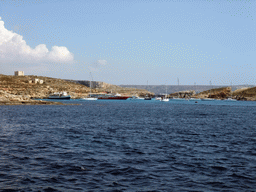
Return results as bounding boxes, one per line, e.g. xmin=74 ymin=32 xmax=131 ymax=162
xmin=48 ymin=96 xmax=71 ymax=100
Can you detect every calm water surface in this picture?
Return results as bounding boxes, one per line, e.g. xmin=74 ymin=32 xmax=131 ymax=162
xmin=0 ymin=100 xmax=256 ymax=191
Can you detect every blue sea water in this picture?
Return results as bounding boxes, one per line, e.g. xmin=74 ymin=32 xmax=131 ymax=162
xmin=0 ymin=99 xmax=256 ymax=191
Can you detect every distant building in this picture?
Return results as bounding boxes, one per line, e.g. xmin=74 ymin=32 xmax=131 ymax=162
xmin=14 ymin=71 xmax=24 ymax=76
xmin=32 ymin=78 xmax=44 ymax=84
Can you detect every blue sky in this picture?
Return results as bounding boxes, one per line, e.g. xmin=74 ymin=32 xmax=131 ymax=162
xmin=0 ymin=0 xmax=255 ymax=85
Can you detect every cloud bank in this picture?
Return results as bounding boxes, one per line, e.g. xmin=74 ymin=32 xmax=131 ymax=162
xmin=0 ymin=17 xmax=74 ymax=66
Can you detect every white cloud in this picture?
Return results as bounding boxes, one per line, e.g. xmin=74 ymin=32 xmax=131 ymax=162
xmin=0 ymin=17 xmax=74 ymax=66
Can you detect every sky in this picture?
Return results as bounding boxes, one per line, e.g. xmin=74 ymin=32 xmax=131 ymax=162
xmin=0 ymin=0 xmax=255 ymax=85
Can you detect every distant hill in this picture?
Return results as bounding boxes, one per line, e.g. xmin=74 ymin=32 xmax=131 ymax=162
xmin=119 ymin=85 xmax=255 ymax=95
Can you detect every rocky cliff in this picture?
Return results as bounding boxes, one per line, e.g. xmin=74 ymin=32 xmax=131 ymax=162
xmin=233 ymin=87 xmax=256 ymax=101
xmin=196 ymin=87 xmax=231 ymax=99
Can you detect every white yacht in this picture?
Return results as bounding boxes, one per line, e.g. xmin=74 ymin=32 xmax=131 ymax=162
xmin=83 ymin=97 xmax=97 ymax=101
xmin=161 ymin=85 xmax=169 ymax=102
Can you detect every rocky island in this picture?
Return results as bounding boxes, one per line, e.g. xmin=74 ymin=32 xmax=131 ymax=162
xmin=0 ymin=74 xmax=152 ymax=105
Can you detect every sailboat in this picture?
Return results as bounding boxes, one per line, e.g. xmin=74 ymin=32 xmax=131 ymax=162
xmin=144 ymin=80 xmax=151 ymax=100
xmin=161 ymin=84 xmax=169 ymax=102
xmin=172 ymin=78 xmax=184 ymax=100
xmin=83 ymin=72 xmax=98 ymax=100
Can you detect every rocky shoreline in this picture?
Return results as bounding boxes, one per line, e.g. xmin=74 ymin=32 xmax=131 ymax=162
xmin=0 ymin=74 xmax=151 ymax=105
xmin=1 ymin=74 xmax=255 ymax=104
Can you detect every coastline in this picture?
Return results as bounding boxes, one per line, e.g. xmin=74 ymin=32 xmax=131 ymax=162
xmin=0 ymin=100 xmax=80 ymax=106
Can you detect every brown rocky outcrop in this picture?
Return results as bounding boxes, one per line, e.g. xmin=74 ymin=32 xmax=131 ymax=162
xmin=195 ymin=87 xmax=232 ymax=99
xmin=0 ymin=74 xmax=152 ymax=102
xmin=233 ymin=87 xmax=256 ymax=101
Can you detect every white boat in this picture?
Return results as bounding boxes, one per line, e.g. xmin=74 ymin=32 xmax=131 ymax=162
xmin=83 ymin=72 xmax=98 ymax=100
xmin=48 ymin=92 xmax=71 ymax=100
xmin=83 ymin=97 xmax=97 ymax=100
xmin=155 ymin=97 xmax=162 ymax=100
xmin=161 ymin=84 xmax=169 ymax=102
xmin=161 ymin=98 xmax=169 ymax=102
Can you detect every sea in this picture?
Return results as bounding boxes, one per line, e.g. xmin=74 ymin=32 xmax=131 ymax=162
xmin=0 ymin=99 xmax=256 ymax=192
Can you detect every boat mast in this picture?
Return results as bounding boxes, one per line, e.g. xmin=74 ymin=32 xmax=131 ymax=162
xmin=209 ymin=80 xmax=212 ymax=98
xmin=166 ymin=84 xmax=167 ymax=99
xmin=147 ymin=80 xmax=149 ymax=97
xmin=89 ymin=72 xmax=92 ymax=97
xmin=231 ymin=81 xmax=232 ymax=98
xmin=177 ymin=78 xmax=179 ymax=98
